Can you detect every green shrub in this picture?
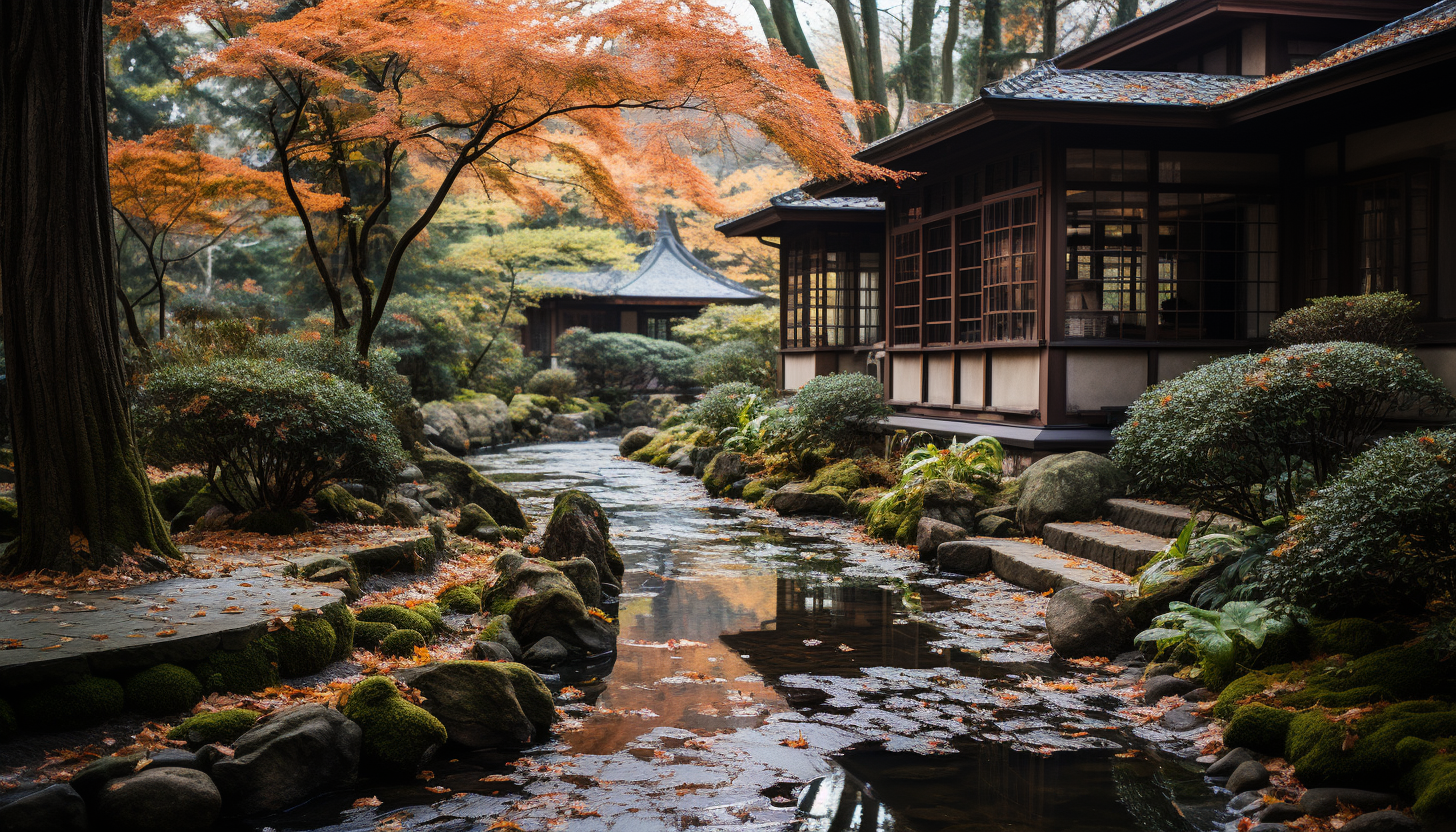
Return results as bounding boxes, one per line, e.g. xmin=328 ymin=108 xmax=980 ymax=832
xmin=1270 ymin=292 xmax=1420 ymax=348
xmin=1111 ymin=342 xmax=1455 ymax=523
xmin=688 ymin=382 xmax=764 ymax=433
xmin=136 ymin=359 xmax=406 ymax=512
xmin=354 ymin=621 xmax=398 ymax=650
xmin=342 ymin=676 xmax=447 ymax=771
xmin=672 ymin=303 xmax=778 ymax=349
xmin=525 ymin=368 xmax=578 ymax=400
xmin=124 ymin=664 xmax=202 ymax=716
xmin=273 ymin=613 xmax=338 ymax=677
xmin=18 ymin=677 xmax=125 ymax=730
xmin=693 ymin=339 xmax=776 ymax=388
xmin=780 ymin=373 xmax=891 ymax=454
xmin=556 ymin=327 xmax=696 ymax=392
xmin=373 ymin=293 xmax=472 ymax=401
xmin=167 ymin=708 xmax=259 ymax=747
xmin=193 ymin=638 xmax=280 ymax=694
xmin=1136 ymin=600 xmax=1300 ymax=690
xmin=1263 ymin=429 xmax=1456 ymax=614
xmin=1225 ymin=703 xmax=1296 ymax=755
xmin=357 ymin=604 xmax=434 ymax=638
xmin=380 ymin=628 xmax=426 ymax=657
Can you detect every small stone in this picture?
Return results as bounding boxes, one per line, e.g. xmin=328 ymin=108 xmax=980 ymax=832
xmin=1143 ymin=662 xmax=1179 ymax=679
xmin=1161 ymin=703 xmax=1207 ymax=732
xmin=977 ymin=514 xmax=1018 ymax=537
xmin=1301 ymin=789 xmax=1402 ymax=818
xmin=473 ymin=640 xmax=513 ymax=661
xmin=937 ymin=541 xmax=991 ymax=575
xmin=0 ymin=784 xmax=87 ymax=832
xmin=95 ymin=768 xmax=221 ymax=832
xmin=1247 ymin=825 xmax=1289 ymax=832
xmin=194 ymin=745 xmax=230 ymax=772
xmin=1046 ymin=585 xmax=1134 ymax=659
xmin=1229 ymin=791 xmax=1266 ymax=815
xmin=916 ymin=517 xmax=969 ymax=560
xmin=1185 ymin=687 xmax=1216 ymax=701
xmin=1256 ymin=802 xmax=1306 ymax=823
xmin=522 ymin=636 xmax=570 ymax=666
xmin=1226 ymin=760 xmax=1271 ymax=795
xmin=1142 ymin=675 xmax=1196 ymax=704
xmin=1339 ymin=810 xmax=1419 ymax=832
xmin=1113 ymin=650 xmax=1147 ymax=668
xmin=1207 ymin=747 xmax=1257 ymax=778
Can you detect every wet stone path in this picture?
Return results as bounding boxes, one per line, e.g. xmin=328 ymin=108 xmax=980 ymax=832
xmin=247 ymin=440 xmax=1231 ymax=832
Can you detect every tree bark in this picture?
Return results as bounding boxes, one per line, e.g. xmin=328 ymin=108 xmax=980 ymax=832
xmin=0 ymin=0 xmax=180 ymax=573
xmin=905 ymin=0 xmax=936 ymax=101
xmin=831 ymin=0 xmax=877 ymax=141
xmin=1042 ymin=0 xmax=1058 ymax=59
xmin=975 ymin=0 xmax=1004 ymax=93
xmin=861 ymin=0 xmax=892 ymax=138
xmin=941 ymin=0 xmax=961 ymax=103
xmin=1115 ymin=0 xmax=1140 ymax=26
xmin=769 ymin=0 xmax=829 ymax=91
xmin=747 ymin=0 xmax=781 ymax=42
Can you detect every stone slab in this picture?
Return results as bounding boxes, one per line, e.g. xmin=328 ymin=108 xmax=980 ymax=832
xmin=0 ymin=566 xmax=342 ymax=692
xmin=1042 ymin=521 xmax=1170 ymax=575
xmin=937 ymin=538 xmax=1132 ymax=595
xmin=1102 ymin=498 xmax=1244 ymax=539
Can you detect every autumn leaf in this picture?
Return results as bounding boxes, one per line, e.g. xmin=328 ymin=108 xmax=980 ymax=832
xmin=352 ymin=796 xmax=382 ymax=808
xmin=89 ymin=634 xmax=109 ymax=641
xmin=780 ymin=732 xmax=810 ymax=749
xmin=156 ymin=629 xmax=177 ymax=637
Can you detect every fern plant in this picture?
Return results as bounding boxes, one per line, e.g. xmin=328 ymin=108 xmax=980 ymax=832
xmin=870 ymin=436 xmax=1005 ymax=521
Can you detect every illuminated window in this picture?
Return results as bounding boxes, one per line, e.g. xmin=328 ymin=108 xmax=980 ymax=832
xmin=983 ymin=195 xmax=1038 ymax=342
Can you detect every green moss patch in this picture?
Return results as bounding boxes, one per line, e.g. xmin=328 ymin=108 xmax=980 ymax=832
xmin=1225 ymin=704 xmax=1296 ymax=756
xmin=150 ymin=474 xmax=207 ymax=520
xmin=320 ymin=602 xmax=357 ymax=662
xmin=124 ymin=664 xmax=203 ymax=716
xmin=437 ymin=585 xmax=481 ymax=614
xmin=357 ymin=604 xmax=434 ymax=638
xmin=381 ymin=629 xmax=426 ymax=657
xmin=808 ymin=460 xmax=867 ymax=493
xmin=192 ymin=638 xmax=280 ymax=695
xmin=355 ymin=621 xmax=397 ymax=650
xmin=412 ymin=602 xmax=445 ymax=633
xmin=167 ymin=708 xmax=259 ymax=747
xmin=18 ymin=677 xmax=125 ymax=731
xmin=343 ymin=676 xmax=446 ymax=772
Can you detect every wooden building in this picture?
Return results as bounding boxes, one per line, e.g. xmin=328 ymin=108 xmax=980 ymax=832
xmin=720 ymin=0 xmax=1456 ymax=451
xmin=522 ymin=209 xmax=763 ymax=361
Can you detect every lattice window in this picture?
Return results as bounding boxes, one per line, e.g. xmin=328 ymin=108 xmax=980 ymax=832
xmin=892 ymin=230 xmax=921 ymax=346
xmin=983 ymin=195 xmax=1038 ymax=342
xmin=1156 ymin=192 xmax=1279 ymax=340
xmin=857 ymin=251 xmax=882 ymax=346
xmin=1064 ymin=190 xmax=1148 ymax=340
xmin=956 ymin=212 xmax=982 ymax=343
xmin=1355 ymin=172 xmax=1431 ymax=307
xmin=923 ymin=221 xmax=954 ymax=345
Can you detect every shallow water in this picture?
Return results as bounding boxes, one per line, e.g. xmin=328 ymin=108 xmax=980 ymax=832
xmin=249 ymin=439 xmax=1230 ymax=832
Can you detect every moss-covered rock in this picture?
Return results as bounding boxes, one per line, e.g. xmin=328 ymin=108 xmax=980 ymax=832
xmin=272 ymin=612 xmax=337 ymax=677
xmin=0 ymin=698 xmax=15 ymax=740
xmin=354 ymin=621 xmax=398 ymax=650
xmin=381 ymin=628 xmax=426 ymax=657
xmin=356 ymin=604 xmax=434 ymax=638
xmin=123 ymin=664 xmax=203 ymax=716
xmin=312 ymin=484 xmax=378 ymax=523
xmin=628 ymin=428 xmax=681 ymax=463
xmin=1015 ymin=451 xmax=1128 ymax=536
xmin=1311 ymin=618 xmax=1401 ymax=659
xmin=412 ymin=602 xmax=445 ymax=633
xmin=1288 ymin=701 xmax=1456 ymax=789
xmin=150 ymin=474 xmax=207 ymax=521
xmin=807 ymin=460 xmax=867 ymax=493
xmin=239 ymin=508 xmax=314 ymax=535
xmin=437 ymin=584 xmax=481 ymax=614
xmin=166 ymin=709 xmax=259 ymax=747
xmin=453 ymin=503 xmax=496 ymax=537
xmin=342 ymin=676 xmax=446 ymax=772
xmin=192 ymin=638 xmax=280 ymax=694
xmin=170 ymin=484 xmax=221 ymax=533
xmin=1215 ymin=672 xmax=1275 ymax=719
xmin=320 ymin=602 xmax=356 ymax=662
xmin=1225 ymin=704 xmax=1296 ymax=756
xmin=1405 ymin=742 xmax=1456 ymax=825
xmin=741 ymin=480 xmax=768 ymax=503
xmin=415 ymin=451 xmax=528 ymax=530
xmin=393 ymin=660 xmax=556 ymax=748
xmin=18 ymin=677 xmax=125 ymax=730
xmin=540 ymin=489 xmax=622 ymax=589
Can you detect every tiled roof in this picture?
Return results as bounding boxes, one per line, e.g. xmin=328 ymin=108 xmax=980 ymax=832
xmin=983 ymin=62 xmax=1248 ymax=106
xmin=527 ymin=209 xmax=762 ymax=301
xmin=769 ymin=188 xmax=883 ymax=211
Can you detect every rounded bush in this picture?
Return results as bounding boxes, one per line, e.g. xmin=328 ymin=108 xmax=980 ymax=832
xmin=1111 ymin=343 xmax=1455 ymax=523
xmin=273 ymin=613 xmax=338 ymax=678
xmin=342 ymin=676 xmax=447 ymax=772
xmin=135 ymin=358 xmax=406 ymax=512
xmin=192 ymin=638 xmax=279 ymax=694
xmin=693 ymin=339 xmax=775 ymax=389
xmin=357 ymin=604 xmax=434 ymax=638
xmin=18 ymin=677 xmax=125 ymax=731
xmin=354 ymin=621 xmax=398 ymax=650
xmin=783 ymin=373 xmax=892 ymax=453
xmin=525 ymin=368 xmax=578 ymax=400
xmin=556 ymin=328 xmax=696 ymax=392
xmin=380 ymin=628 xmax=426 ymax=657
xmin=124 ymin=664 xmax=203 ymax=716
xmin=1264 ymin=429 xmax=1456 ymax=614
xmin=687 ymin=382 xmax=763 ymax=433
xmin=1269 ymin=292 xmax=1419 ymax=348
xmin=167 ymin=708 xmax=259 ymax=747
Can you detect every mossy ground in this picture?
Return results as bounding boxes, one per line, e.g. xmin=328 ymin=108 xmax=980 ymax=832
xmin=167 ymin=708 xmax=259 ymax=747
xmin=357 ymin=604 xmax=434 ymax=638
xmin=123 ymin=663 xmax=203 ymax=716
xmin=192 ymin=637 xmax=280 ymax=694
xmin=18 ymin=677 xmax=125 ymax=731
xmin=381 ymin=628 xmax=426 ymax=656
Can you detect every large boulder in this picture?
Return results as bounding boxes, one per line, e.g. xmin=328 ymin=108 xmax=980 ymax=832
xmin=416 ymin=452 xmax=528 ymax=530
xmin=484 ymin=556 xmax=615 ymax=657
xmin=451 ymin=395 xmax=512 ymax=448
xmin=539 ymin=490 xmax=622 ymax=590
xmin=94 ymin=768 xmax=221 ymax=832
xmin=770 ymin=488 xmax=848 ymax=517
xmin=617 ymin=399 xmax=653 ymax=428
xmin=0 ymin=785 xmax=87 ymax=832
xmin=1016 ymin=452 xmax=1129 ymax=536
xmin=921 ymin=479 xmax=981 ymax=529
xmin=393 ymin=661 xmax=555 ymax=749
xmin=341 ymin=676 xmax=447 ymax=773
xmin=508 ymin=394 xmax=552 ymax=438
xmin=554 ymin=556 xmax=603 ymax=608
xmin=421 ymin=402 xmax=470 ymax=455
xmin=546 ymin=412 xmax=595 ymax=442
xmin=208 ymin=704 xmax=361 ymax=815
xmin=916 ymin=517 xmax=969 ymax=560
xmin=701 ymin=452 xmax=745 ymax=497
xmin=1045 ymin=586 xmax=1134 ymax=659
xmin=618 ymin=426 xmax=660 ymax=457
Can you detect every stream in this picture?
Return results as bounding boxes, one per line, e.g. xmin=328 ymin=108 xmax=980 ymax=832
xmin=253 ymin=439 xmax=1232 ymax=832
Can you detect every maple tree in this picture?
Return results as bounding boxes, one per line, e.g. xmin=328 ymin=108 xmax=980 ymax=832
xmin=113 ymin=0 xmax=894 ymax=366
xmin=109 ymin=127 xmax=344 ymax=359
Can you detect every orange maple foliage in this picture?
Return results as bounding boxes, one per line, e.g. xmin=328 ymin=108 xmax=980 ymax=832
xmin=111 ymin=0 xmax=899 ymax=358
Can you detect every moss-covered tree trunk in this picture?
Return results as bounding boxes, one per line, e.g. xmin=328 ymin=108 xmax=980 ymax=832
xmin=0 ymin=0 xmax=180 ymax=573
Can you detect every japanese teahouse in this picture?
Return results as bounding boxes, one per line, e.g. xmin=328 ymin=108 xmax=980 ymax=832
xmin=522 ymin=208 xmax=763 ymax=362
xmin=719 ymin=0 xmax=1456 ymax=451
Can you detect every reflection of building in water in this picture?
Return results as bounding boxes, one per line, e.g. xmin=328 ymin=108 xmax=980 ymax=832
xmin=718 ymin=577 xmax=931 ymax=679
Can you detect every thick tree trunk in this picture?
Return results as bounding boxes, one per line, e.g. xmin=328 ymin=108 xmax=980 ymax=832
xmin=941 ymin=0 xmax=961 ymax=103
xmin=1042 ymin=0 xmax=1058 ymax=59
xmin=1115 ymin=0 xmax=1140 ymax=26
xmin=861 ymin=0 xmax=893 ymax=138
xmin=769 ymin=0 xmax=829 ymax=91
xmin=747 ymin=0 xmax=781 ymax=42
xmin=905 ymin=0 xmax=936 ymax=101
xmin=0 ymin=0 xmax=180 ymax=573
xmin=975 ymin=0 xmax=1004 ymax=93
xmin=831 ymin=0 xmax=877 ymax=141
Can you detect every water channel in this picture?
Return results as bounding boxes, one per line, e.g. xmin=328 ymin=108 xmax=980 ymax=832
xmin=256 ymin=439 xmax=1232 ymax=832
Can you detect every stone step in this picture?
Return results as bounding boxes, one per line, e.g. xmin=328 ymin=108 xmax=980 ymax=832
xmin=1042 ymin=521 xmax=1169 ymax=575
xmin=1101 ymin=498 xmax=1244 ymax=539
xmin=937 ymin=538 xmax=1133 ymax=596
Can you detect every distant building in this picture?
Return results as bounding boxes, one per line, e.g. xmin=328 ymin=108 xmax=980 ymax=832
xmin=722 ymin=0 xmax=1456 ymax=451
xmin=521 ymin=208 xmax=764 ymax=362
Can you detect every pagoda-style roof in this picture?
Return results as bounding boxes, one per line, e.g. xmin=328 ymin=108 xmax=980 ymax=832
xmin=527 ymin=209 xmax=763 ymax=304
xmin=716 ymin=188 xmax=885 ymax=238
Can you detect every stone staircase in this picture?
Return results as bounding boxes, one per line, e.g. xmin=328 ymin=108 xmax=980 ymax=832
xmin=936 ymin=498 xmax=1242 ymax=595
